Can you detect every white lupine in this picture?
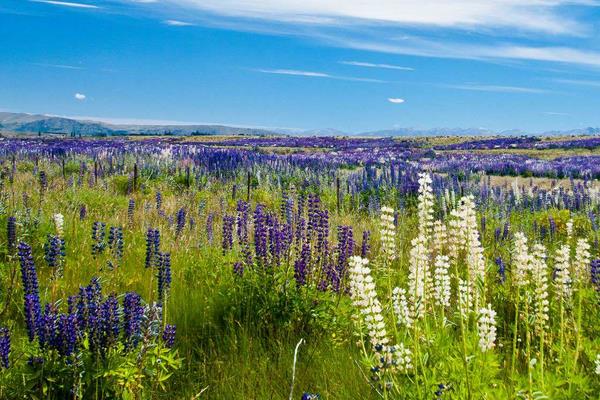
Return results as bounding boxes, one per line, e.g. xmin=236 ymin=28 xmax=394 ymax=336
xmin=432 ymin=220 xmax=447 ymax=255
xmin=595 ymin=354 xmax=600 ymax=375
xmin=553 ymin=244 xmax=572 ymax=300
xmin=530 ymin=243 xmax=550 ymax=335
xmin=348 ymin=256 xmax=388 ymax=349
xmin=458 ymin=195 xmax=486 ymax=308
xmin=458 ymin=278 xmax=472 ymax=318
xmin=379 ymin=206 xmax=396 ymax=262
xmin=513 ymin=232 xmax=530 ymax=287
xmin=386 ymin=343 xmax=413 ymax=372
xmin=433 ymin=254 xmax=451 ymax=307
xmin=478 ymin=304 xmax=497 ymax=352
xmin=392 ymin=287 xmax=413 ymax=328
xmin=53 ymin=213 xmax=64 ymax=237
xmin=573 ymin=238 xmax=591 ymax=283
xmin=566 ymin=219 xmax=573 ymax=242
xmin=447 ymin=207 xmax=465 ymax=261
xmin=408 ymin=234 xmax=429 ymax=319
xmin=417 ymin=173 xmax=435 ymax=241
xmin=512 ymin=178 xmax=521 ymax=204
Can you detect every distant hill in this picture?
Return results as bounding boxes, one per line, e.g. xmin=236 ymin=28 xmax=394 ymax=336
xmin=0 ymin=112 xmax=281 ymax=136
xmin=1 ymin=111 xmax=599 ymax=137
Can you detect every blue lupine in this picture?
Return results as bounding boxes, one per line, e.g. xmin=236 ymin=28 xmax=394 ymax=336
xmin=123 ymin=292 xmax=144 ymax=349
xmin=157 ymin=252 xmax=172 ymax=303
xmin=162 ymin=324 xmax=176 ymax=348
xmin=496 ymin=257 xmax=506 ymax=283
xmin=79 ymin=204 xmax=87 ymax=220
xmin=176 ymin=207 xmax=186 ymax=235
xmin=294 ymin=243 xmax=311 ymax=286
xmin=591 ymin=259 xmax=600 ymax=292
xmin=155 ymin=191 xmax=162 ymax=210
xmin=361 ymin=230 xmax=371 ymax=258
xmin=19 ymin=242 xmax=41 ymax=342
xmin=128 ymin=198 xmax=135 ymax=222
xmin=222 ymin=215 xmax=235 ymax=253
xmin=0 ymin=327 xmax=10 ymax=369
xmin=145 ymin=228 xmax=160 ymax=268
xmin=233 ymin=261 xmax=244 ymax=277
xmin=7 ymin=216 xmax=16 ymax=251
xmin=206 ymin=213 xmax=214 ymax=243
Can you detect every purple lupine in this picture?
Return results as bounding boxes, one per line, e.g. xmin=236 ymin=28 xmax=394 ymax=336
xmin=19 ymin=242 xmax=41 ymax=342
xmin=157 ymin=252 xmax=172 ymax=303
xmin=549 ymin=216 xmax=557 ymax=237
xmin=37 ymin=304 xmax=57 ymax=350
xmin=0 ymin=327 xmax=9 ymax=369
xmin=155 ymin=191 xmax=162 ymax=210
xmin=591 ymin=259 xmax=600 ymax=292
xmin=145 ymin=228 xmax=160 ymax=269
xmin=222 ymin=215 xmax=235 ymax=253
xmin=360 ymin=230 xmax=371 ymax=258
xmin=108 ymin=226 xmax=124 ymax=261
xmin=236 ymin=200 xmax=250 ymax=241
xmin=99 ymin=295 xmax=120 ymax=356
xmin=294 ymin=242 xmax=311 ymax=286
xmin=123 ymin=292 xmax=144 ymax=349
xmin=162 ymin=324 xmax=176 ymax=348
xmin=44 ymin=234 xmax=65 ymax=270
xmin=79 ymin=204 xmax=87 ymax=220
xmin=128 ymin=198 xmax=135 ymax=223
xmin=233 ymin=261 xmax=244 ymax=277
xmin=176 ymin=208 xmax=186 ymax=235
xmin=91 ymin=221 xmax=107 ymax=255
xmin=56 ymin=313 xmax=78 ymax=357
xmin=6 ymin=216 xmax=16 ymax=251
xmin=254 ymin=205 xmax=268 ymax=265
xmin=495 ymin=257 xmax=506 ymax=283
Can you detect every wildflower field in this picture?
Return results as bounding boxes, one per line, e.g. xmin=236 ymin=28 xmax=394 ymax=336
xmin=0 ymin=135 xmax=599 ymax=399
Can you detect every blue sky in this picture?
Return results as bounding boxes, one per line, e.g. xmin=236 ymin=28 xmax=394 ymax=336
xmin=3 ymin=0 xmax=600 ymax=133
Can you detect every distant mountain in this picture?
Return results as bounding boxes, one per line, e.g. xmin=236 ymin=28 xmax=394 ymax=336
xmin=0 ymin=112 xmax=281 ymax=136
xmin=1 ymin=111 xmax=599 ymax=138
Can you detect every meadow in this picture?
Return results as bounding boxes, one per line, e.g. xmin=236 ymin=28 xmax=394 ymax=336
xmin=0 ymin=135 xmax=599 ymax=399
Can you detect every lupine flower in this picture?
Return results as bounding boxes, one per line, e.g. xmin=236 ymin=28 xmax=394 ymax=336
xmin=79 ymin=204 xmax=87 ymax=220
xmin=176 ymin=208 xmax=186 ymax=235
xmin=477 ymin=304 xmax=497 ymax=352
xmin=6 ymin=216 xmax=16 ymax=251
xmin=530 ymin=243 xmax=550 ymax=335
xmin=233 ymin=261 xmax=244 ymax=277
xmin=123 ymin=292 xmax=144 ymax=349
xmin=495 ymin=257 xmax=506 ymax=283
xmin=155 ymin=191 xmax=162 ymax=210
xmin=222 ymin=215 xmax=234 ymax=253
xmin=206 ymin=213 xmax=214 ymax=244
xmin=294 ymin=242 xmax=310 ymax=286
xmin=157 ymin=252 xmax=172 ymax=303
xmin=417 ymin=173 xmax=435 ymax=240
xmin=566 ymin=219 xmax=574 ymax=241
xmin=513 ymin=232 xmax=530 ymax=287
xmin=162 ymin=324 xmax=176 ymax=348
xmin=554 ymin=245 xmax=572 ymax=300
xmin=573 ymin=238 xmax=591 ymax=283
xmin=408 ymin=234 xmax=428 ymax=319
xmin=432 ymin=220 xmax=447 ymax=255
xmin=0 ymin=327 xmax=10 ymax=369
xmin=379 ymin=206 xmax=396 ymax=262
xmin=53 ymin=213 xmax=64 ymax=237
xmin=595 ymin=354 xmax=600 ymax=375
xmin=19 ymin=242 xmax=41 ymax=342
xmin=591 ymin=259 xmax=600 ymax=291
xmin=301 ymin=393 xmax=321 ymax=400
xmin=44 ymin=234 xmax=65 ymax=275
xmin=360 ymin=230 xmax=371 ymax=258
xmin=39 ymin=170 xmax=47 ymax=192
xmin=145 ymin=228 xmax=160 ymax=269
xmin=433 ymin=254 xmax=451 ymax=307
xmin=392 ymin=287 xmax=412 ymax=328
xmin=128 ymin=199 xmax=135 ymax=223
xmin=457 ymin=278 xmax=472 ymax=319
xmin=91 ymin=222 xmax=107 ymax=255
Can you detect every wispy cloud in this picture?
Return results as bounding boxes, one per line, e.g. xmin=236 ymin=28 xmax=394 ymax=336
xmin=388 ymin=98 xmax=405 ymax=104
xmin=543 ymin=111 xmax=571 ymax=116
xmin=163 ymin=19 xmax=195 ymax=26
xmin=340 ymin=61 xmax=414 ymax=71
xmin=30 ymin=0 xmax=99 ymax=9
xmin=163 ymin=0 xmax=594 ymax=35
xmin=554 ymin=78 xmax=600 ymax=88
xmin=441 ymin=83 xmax=550 ymax=94
xmin=74 ymin=93 xmax=86 ymax=101
xmin=255 ymin=68 xmax=385 ymax=83
xmin=32 ymin=62 xmax=84 ymax=70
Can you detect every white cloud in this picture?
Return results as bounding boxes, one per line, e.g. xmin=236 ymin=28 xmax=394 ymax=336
xmin=164 ymin=0 xmax=594 ymax=35
xmin=388 ymin=98 xmax=405 ymax=103
xmin=30 ymin=0 xmax=99 ymax=9
xmin=441 ymin=83 xmax=550 ymax=94
xmin=340 ymin=61 xmax=414 ymax=71
xmin=543 ymin=111 xmax=571 ymax=116
xmin=554 ymin=78 xmax=600 ymax=87
xmin=74 ymin=93 xmax=86 ymax=101
xmin=32 ymin=63 xmax=84 ymax=70
xmin=255 ymin=68 xmax=385 ymax=83
xmin=164 ymin=19 xmax=195 ymax=26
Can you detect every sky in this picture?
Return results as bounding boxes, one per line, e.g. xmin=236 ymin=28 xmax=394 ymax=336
xmin=3 ymin=1 xmax=600 ymax=133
